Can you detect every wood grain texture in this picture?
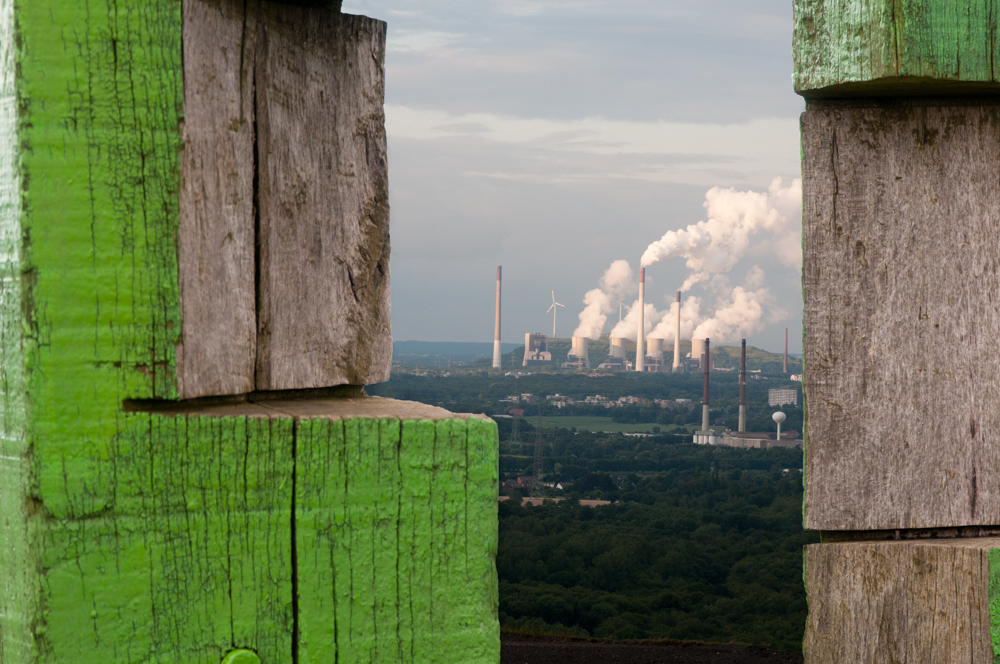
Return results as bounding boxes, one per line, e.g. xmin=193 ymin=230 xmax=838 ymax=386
xmin=295 ymin=414 xmax=500 ymax=663
xmin=794 ymin=0 xmax=1000 ymax=96
xmin=803 ymin=539 xmax=1000 ymax=663
xmin=36 ymin=414 xmax=295 ymax=664
xmin=2 ymin=395 xmax=499 ymax=662
xmin=254 ymin=8 xmax=391 ymax=391
xmin=802 ymin=102 xmax=1000 ymax=531
xmin=0 ymin=0 xmax=34 ymax=660
xmin=178 ymin=0 xmax=258 ymax=399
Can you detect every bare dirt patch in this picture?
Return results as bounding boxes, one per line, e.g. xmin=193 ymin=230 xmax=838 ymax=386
xmin=501 ymin=635 xmax=803 ymax=664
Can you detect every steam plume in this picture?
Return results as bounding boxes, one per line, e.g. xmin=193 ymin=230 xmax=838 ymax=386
xmin=640 ymin=177 xmax=802 ymax=270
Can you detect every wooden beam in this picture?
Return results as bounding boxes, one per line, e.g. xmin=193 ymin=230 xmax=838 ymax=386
xmin=254 ymin=8 xmax=391 ymax=391
xmin=178 ymin=0 xmax=258 ymax=398
xmin=794 ymin=0 xmax=1000 ymax=96
xmin=802 ymin=101 xmax=1000 ymax=531
xmin=804 ymin=538 xmax=1000 ymax=662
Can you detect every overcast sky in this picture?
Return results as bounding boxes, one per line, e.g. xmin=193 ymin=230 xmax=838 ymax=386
xmin=342 ymin=0 xmax=805 ymax=353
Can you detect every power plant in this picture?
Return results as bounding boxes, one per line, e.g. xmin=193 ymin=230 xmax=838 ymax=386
xmin=644 ymin=337 xmax=665 ymax=371
xmin=493 ymin=266 xmax=502 ymax=369
xmin=562 ymin=336 xmax=590 ymax=369
xmin=598 ymin=336 xmax=630 ymax=370
xmin=522 ymin=333 xmax=552 ymax=366
xmin=689 ymin=338 xmax=713 ymax=372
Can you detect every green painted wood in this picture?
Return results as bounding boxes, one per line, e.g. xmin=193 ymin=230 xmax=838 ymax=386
xmin=794 ymin=0 xmax=1000 ymax=96
xmin=0 ymin=0 xmax=500 ymax=661
xmin=296 ymin=415 xmax=500 ymax=664
xmin=991 ymin=548 xmax=1000 ymax=661
xmin=38 ymin=413 xmax=294 ymax=663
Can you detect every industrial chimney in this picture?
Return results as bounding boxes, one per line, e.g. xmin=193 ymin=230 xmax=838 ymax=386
xmin=493 ymin=266 xmax=502 ymax=369
xmin=783 ymin=327 xmax=788 ymax=374
xmin=635 ymin=267 xmax=645 ymax=372
xmin=672 ymin=290 xmax=681 ymax=372
xmin=739 ymin=339 xmax=746 ymax=432
xmin=702 ymin=337 xmax=711 ymax=431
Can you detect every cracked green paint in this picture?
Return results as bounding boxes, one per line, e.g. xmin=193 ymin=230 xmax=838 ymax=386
xmin=990 ymin=548 xmax=1000 ymax=662
xmin=0 ymin=0 xmax=501 ymax=662
xmin=794 ymin=0 xmax=1000 ymax=95
xmin=296 ymin=416 xmax=500 ymax=663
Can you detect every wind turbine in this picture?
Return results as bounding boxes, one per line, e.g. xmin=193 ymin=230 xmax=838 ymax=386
xmin=619 ymin=300 xmax=631 ymax=322
xmin=547 ymin=290 xmax=565 ymax=338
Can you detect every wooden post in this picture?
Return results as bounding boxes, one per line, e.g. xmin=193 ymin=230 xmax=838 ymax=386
xmin=0 ymin=1 xmax=499 ymax=662
xmin=796 ymin=1 xmax=1000 ymax=660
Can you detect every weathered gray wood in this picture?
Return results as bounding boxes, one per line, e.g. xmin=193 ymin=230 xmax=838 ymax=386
xmin=802 ymin=101 xmax=1000 ymax=531
xmin=178 ymin=0 xmax=258 ymax=399
xmin=254 ymin=9 xmax=391 ymax=391
xmin=793 ymin=0 xmax=1000 ymax=96
xmin=803 ymin=538 xmax=999 ymax=664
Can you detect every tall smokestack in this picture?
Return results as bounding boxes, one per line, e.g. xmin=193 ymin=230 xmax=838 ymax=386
xmin=702 ymin=337 xmax=710 ymax=432
xmin=493 ymin=266 xmax=502 ymax=369
xmin=739 ymin=339 xmax=746 ymax=432
xmin=672 ymin=290 xmax=681 ymax=372
xmin=783 ymin=327 xmax=788 ymax=374
xmin=636 ymin=267 xmax=645 ymax=372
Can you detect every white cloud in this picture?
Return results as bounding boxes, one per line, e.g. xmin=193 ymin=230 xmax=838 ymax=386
xmin=385 ymin=105 xmax=800 ymax=188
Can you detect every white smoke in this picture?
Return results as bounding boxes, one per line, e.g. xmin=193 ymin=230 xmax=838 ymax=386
xmin=640 ymin=177 xmax=802 ymax=271
xmin=573 ymin=178 xmax=799 ymax=344
xmin=691 ymin=284 xmax=772 ymax=342
xmin=609 ymin=300 xmax=663 ymax=341
xmin=572 ymin=260 xmax=635 ymax=339
xmin=647 ymin=295 xmax=703 ymax=342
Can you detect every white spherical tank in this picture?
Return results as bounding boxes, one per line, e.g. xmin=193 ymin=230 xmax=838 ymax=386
xmin=772 ymin=411 xmax=787 ymax=424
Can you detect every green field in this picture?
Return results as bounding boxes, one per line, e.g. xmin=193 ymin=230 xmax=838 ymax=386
xmin=528 ymin=416 xmax=724 ymax=434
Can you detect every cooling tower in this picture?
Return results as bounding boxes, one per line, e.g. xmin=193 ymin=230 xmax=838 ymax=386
xmin=646 ymin=338 xmax=664 ymax=361
xmin=609 ymin=336 xmax=627 ymax=359
xmin=635 ymin=267 xmax=645 ymax=372
xmin=568 ymin=336 xmax=590 ymax=368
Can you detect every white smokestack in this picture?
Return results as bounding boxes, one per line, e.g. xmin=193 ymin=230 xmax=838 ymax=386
xmin=493 ymin=266 xmax=502 ymax=369
xmin=635 ymin=268 xmax=645 ymax=372
xmin=672 ymin=290 xmax=681 ymax=372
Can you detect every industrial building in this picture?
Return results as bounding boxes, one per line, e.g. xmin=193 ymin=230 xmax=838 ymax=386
xmin=522 ymin=333 xmax=552 ymax=366
xmin=769 ymin=388 xmax=798 ymax=407
xmin=598 ymin=336 xmax=631 ymax=370
xmin=643 ymin=337 xmax=667 ymax=372
xmin=694 ymin=429 xmax=802 ymax=449
xmin=562 ymin=336 xmax=590 ymax=369
xmin=721 ymin=430 xmax=802 ymax=450
xmin=682 ymin=338 xmax=713 ymax=372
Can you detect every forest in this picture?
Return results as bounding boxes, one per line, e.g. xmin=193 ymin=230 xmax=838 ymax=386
xmin=370 ymin=368 xmax=813 ymax=651
xmin=498 ymin=463 xmax=815 ymax=651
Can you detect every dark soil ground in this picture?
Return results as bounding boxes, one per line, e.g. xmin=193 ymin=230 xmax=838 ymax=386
xmin=501 ymin=636 xmax=804 ymax=664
